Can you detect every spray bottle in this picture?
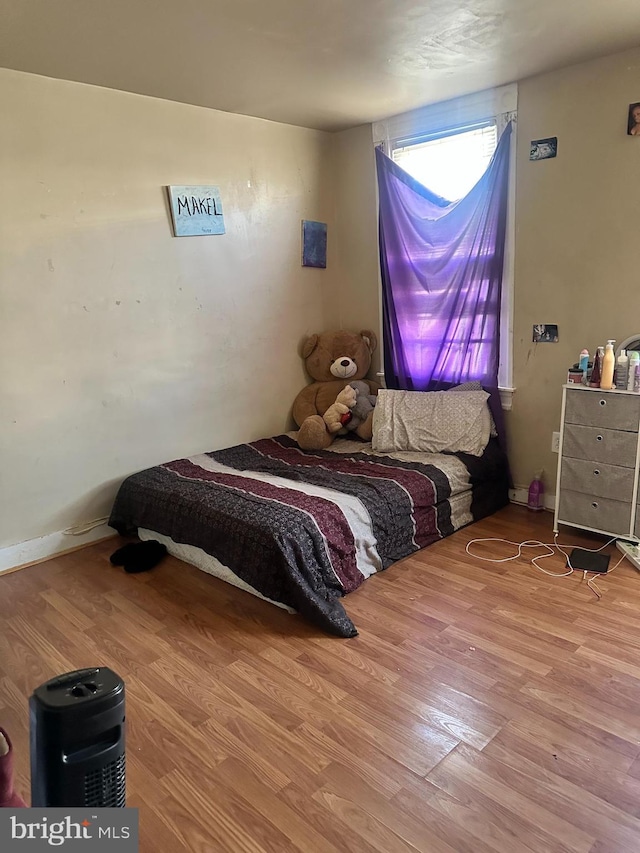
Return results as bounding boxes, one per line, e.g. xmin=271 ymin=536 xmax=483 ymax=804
xmin=615 ymin=349 xmax=629 ymax=390
xmin=527 ymin=470 xmax=545 ymax=512
xmin=600 ymin=340 xmax=616 ymax=390
xmin=628 ymin=351 xmax=639 ymax=392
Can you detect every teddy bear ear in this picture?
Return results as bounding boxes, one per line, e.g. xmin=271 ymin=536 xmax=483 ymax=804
xmin=360 ymin=330 xmax=378 ymax=353
xmin=301 ymin=334 xmax=319 ymax=359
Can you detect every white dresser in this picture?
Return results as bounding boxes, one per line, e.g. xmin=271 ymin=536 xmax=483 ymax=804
xmin=554 ymin=385 xmax=640 ymax=540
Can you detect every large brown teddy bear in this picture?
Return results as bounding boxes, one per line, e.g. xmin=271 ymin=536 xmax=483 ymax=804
xmin=293 ymin=329 xmax=379 ymax=450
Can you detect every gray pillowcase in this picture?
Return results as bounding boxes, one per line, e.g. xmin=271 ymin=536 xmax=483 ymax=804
xmin=448 ymin=382 xmax=498 ymax=437
xmin=372 ymin=389 xmax=491 ymax=457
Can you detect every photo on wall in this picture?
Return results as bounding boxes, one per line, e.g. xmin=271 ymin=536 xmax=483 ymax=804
xmin=627 ymin=102 xmax=640 ymax=136
xmin=533 ymin=324 xmax=559 ymax=343
xmin=302 ymin=220 xmax=327 ymax=268
xmin=529 ymin=137 xmax=557 ymax=161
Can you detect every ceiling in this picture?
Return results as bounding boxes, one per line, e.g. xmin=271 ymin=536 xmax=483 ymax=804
xmin=1 ymin=1 xmax=640 ymax=131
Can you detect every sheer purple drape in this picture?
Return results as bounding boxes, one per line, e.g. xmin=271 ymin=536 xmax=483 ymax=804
xmin=376 ymin=122 xmax=512 ymax=448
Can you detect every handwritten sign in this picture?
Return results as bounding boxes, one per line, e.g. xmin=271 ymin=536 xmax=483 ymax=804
xmin=167 ymin=185 xmax=225 ymax=236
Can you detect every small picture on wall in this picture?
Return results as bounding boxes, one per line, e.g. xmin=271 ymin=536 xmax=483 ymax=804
xmin=529 ymin=137 xmax=557 ymax=161
xmin=302 ymin=220 xmax=327 ymax=268
xmin=627 ymin=102 xmax=640 ymax=136
xmin=533 ymin=324 xmax=559 ymax=343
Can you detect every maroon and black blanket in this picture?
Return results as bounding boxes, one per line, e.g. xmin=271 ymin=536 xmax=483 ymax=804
xmin=109 ymin=435 xmax=508 ymax=637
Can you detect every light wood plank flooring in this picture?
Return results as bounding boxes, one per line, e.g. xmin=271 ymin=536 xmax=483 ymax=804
xmin=2 ymin=505 xmax=640 ymax=852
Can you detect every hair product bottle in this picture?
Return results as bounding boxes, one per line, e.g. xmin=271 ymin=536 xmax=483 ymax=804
xmin=628 ymin=351 xmax=640 ymax=392
xmin=578 ymin=348 xmax=589 ymax=370
xmin=589 ymin=347 xmax=603 ymax=388
xmin=615 ymin=349 xmax=629 ymax=390
xmin=527 ymin=471 xmax=544 ymax=512
xmin=600 ymin=340 xmax=616 ymax=390
xmin=579 ymin=348 xmax=590 ymax=384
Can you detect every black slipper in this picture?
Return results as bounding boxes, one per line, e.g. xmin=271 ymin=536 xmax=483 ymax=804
xmin=110 ymin=541 xmax=168 ymax=573
xmin=109 ymin=543 xmax=141 ymax=566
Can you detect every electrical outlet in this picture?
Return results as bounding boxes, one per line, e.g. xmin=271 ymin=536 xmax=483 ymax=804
xmin=551 ymin=432 xmax=560 ymax=453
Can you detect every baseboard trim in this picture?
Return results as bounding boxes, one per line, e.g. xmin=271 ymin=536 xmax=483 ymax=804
xmin=509 ymin=487 xmax=556 ymax=512
xmin=1 ymin=492 xmax=554 ymax=576
xmin=0 ymin=524 xmax=116 ymax=575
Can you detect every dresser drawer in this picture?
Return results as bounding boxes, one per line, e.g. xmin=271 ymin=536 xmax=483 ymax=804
xmin=565 ymin=389 xmax=640 ymax=431
xmin=559 ymin=457 xmax=635 ymax=502
xmin=561 ymin=424 xmax=638 ymax=467
xmin=558 ymin=490 xmax=633 ymax=536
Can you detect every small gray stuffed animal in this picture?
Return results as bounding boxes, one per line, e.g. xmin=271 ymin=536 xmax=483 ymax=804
xmin=343 ymin=380 xmax=377 ymax=433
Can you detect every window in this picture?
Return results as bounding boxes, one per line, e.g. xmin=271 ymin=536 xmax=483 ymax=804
xmin=373 ymin=86 xmax=516 ymax=402
xmin=392 ymin=122 xmax=497 ymax=202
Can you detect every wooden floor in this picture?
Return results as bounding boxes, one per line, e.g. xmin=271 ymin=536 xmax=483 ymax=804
xmin=2 ymin=506 xmax=640 ymax=852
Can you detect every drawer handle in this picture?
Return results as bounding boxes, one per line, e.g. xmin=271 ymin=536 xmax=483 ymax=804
xmin=596 ymin=434 xmax=603 ymax=442
xmin=599 ymin=399 xmax=607 ymax=406
xmin=592 ymin=501 xmax=599 ymax=509
xmin=593 ymin=469 xmax=601 ymax=476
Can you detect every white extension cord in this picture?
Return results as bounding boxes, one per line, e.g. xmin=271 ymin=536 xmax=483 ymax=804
xmin=465 ymin=533 xmax=627 ymax=599
xmin=615 ymin=540 xmax=640 ymax=572
xmin=63 ymin=517 xmax=109 ymax=536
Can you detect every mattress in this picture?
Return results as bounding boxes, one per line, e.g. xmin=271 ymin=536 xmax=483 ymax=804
xmin=108 ymin=434 xmax=509 ymax=637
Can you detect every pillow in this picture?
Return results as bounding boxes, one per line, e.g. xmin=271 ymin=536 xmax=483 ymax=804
xmin=448 ymin=381 xmax=498 ymax=437
xmin=372 ymin=388 xmax=491 ymax=456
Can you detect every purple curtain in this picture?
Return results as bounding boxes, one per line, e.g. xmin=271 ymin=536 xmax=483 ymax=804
xmin=376 ymin=122 xmax=512 ymax=448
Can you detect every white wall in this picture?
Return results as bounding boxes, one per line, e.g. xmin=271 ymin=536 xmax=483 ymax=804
xmin=0 ymin=69 xmax=335 ymax=549
xmin=323 ymin=47 xmax=640 ymax=498
xmin=508 ymin=45 xmax=640 ymax=491
xmin=329 ymin=125 xmax=381 ymax=374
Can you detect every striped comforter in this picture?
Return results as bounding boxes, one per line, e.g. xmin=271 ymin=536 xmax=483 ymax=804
xmin=108 ymin=434 xmax=508 ymax=637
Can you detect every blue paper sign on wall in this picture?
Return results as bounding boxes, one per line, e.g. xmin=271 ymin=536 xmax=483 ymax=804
xmin=167 ymin=185 xmax=225 ymax=236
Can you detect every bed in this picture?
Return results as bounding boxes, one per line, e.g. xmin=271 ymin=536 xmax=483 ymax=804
xmin=108 ymin=430 xmax=509 ymax=637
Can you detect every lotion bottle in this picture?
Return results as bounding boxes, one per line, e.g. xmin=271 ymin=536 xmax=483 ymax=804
xmin=615 ymin=349 xmax=629 ymax=390
xmin=600 ymin=340 xmax=616 ymax=390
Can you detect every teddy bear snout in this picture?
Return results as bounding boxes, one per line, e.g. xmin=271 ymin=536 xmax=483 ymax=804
xmin=330 ymin=357 xmax=357 ymax=379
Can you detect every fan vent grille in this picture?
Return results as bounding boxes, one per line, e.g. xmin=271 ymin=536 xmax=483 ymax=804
xmin=84 ymin=753 xmax=126 ymax=807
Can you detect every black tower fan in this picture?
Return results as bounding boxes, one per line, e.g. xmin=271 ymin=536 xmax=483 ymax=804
xmin=30 ymin=667 xmax=126 ymax=807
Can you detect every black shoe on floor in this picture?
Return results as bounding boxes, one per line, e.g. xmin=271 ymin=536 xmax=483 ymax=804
xmin=110 ymin=541 xmax=167 ymax=573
